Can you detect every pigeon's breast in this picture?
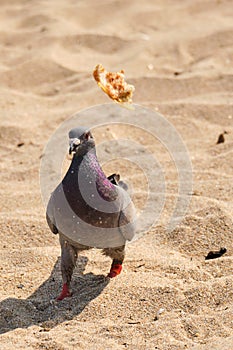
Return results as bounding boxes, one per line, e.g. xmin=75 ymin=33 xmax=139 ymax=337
xmin=50 ymin=183 xmax=126 ymax=248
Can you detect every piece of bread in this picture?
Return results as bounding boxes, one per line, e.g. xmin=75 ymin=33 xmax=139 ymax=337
xmin=93 ymin=64 xmax=135 ymax=108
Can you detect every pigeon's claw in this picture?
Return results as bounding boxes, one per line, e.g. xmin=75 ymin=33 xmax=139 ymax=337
xmin=107 ymin=263 xmax=122 ymax=278
xmin=56 ymin=283 xmax=72 ymax=301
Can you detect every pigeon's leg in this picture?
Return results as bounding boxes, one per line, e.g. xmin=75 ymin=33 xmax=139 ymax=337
xmin=57 ymin=235 xmax=78 ymax=301
xmin=102 ymin=246 xmax=125 ymax=278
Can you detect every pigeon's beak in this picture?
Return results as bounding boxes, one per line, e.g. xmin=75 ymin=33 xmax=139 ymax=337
xmin=69 ymin=138 xmax=81 ymax=154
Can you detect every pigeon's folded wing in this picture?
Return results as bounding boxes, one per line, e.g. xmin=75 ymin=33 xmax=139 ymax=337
xmin=118 ymin=188 xmax=136 ymax=241
xmin=46 ymin=194 xmax=58 ymax=234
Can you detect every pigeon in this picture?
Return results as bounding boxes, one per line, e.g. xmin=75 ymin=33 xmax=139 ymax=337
xmin=46 ymin=127 xmax=136 ymax=300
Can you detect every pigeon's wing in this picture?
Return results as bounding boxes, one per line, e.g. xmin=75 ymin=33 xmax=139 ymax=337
xmin=46 ymin=193 xmax=58 ymax=234
xmin=118 ymin=180 xmax=128 ymax=191
xmin=117 ymin=188 xmax=136 ymax=241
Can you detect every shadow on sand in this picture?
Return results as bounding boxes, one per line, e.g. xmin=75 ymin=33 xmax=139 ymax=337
xmin=0 ymin=256 xmax=109 ymax=334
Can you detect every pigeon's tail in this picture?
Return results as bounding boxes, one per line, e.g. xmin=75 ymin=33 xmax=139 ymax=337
xmin=108 ymin=173 xmax=128 ymax=191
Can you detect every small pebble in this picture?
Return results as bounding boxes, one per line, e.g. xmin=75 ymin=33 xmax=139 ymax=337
xmin=17 ymin=142 xmax=24 ymax=147
xmin=154 ymin=308 xmax=165 ymax=320
xmin=147 ymin=64 xmax=154 ymax=70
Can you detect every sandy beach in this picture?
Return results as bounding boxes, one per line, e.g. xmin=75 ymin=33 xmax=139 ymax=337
xmin=0 ymin=1 xmax=233 ymax=349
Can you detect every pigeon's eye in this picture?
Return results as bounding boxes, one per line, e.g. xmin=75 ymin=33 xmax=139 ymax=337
xmin=84 ymin=131 xmax=91 ymax=141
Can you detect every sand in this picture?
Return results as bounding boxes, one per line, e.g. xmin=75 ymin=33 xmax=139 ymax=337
xmin=0 ymin=0 xmax=233 ymax=349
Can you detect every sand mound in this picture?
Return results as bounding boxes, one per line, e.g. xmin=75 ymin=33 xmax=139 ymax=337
xmin=168 ymin=205 xmax=233 ymax=256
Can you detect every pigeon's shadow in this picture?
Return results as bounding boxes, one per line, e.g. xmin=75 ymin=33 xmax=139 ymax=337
xmin=0 ymin=256 xmax=109 ymax=334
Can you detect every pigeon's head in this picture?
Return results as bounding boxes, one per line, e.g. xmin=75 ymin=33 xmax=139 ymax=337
xmin=69 ymin=127 xmax=95 ymax=156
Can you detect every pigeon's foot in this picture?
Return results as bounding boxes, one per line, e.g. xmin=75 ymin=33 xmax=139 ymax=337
xmin=56 ymin=283 xmax=72 ymax=301
xmin=107 ymin=263 xmax=122 ymax=278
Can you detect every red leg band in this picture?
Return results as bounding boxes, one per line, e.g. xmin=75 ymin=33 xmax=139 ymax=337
xmin=107 ymin=263 xmax=122 ymax=278
xmin=56 ymin=283 xmax=72 ymax=301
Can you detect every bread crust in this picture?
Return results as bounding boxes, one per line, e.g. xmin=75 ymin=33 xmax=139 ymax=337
xmin=93 ymin=64 xmax=135 ymax=106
